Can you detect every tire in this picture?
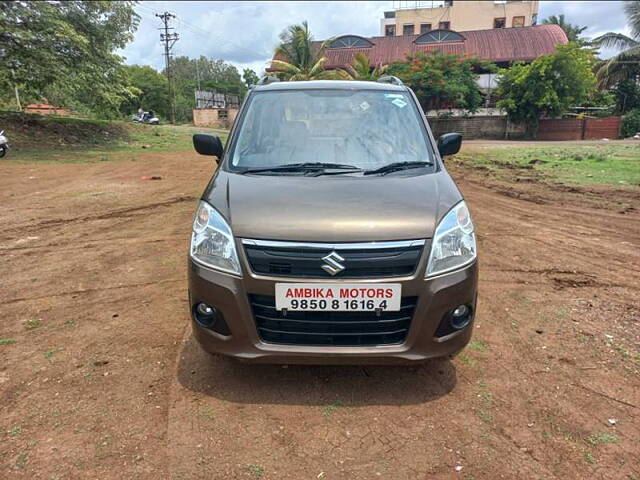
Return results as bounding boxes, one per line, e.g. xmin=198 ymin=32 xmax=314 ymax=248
xmin=0 ymin=146 xmax=6 ymax=158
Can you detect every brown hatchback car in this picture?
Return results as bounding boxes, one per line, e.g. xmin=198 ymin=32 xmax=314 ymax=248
xmin=188 ymin=78 xmax=478 ymax=364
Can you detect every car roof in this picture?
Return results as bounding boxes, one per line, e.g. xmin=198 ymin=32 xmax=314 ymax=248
xmin=251 ymin=80 xmax=407 ymax=92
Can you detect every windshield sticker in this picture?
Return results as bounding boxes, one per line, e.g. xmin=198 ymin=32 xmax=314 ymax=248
xmin=384 ymin=93 xmax=404 ymax=99
xmin=359 ymin=101 xmax=370 ymax=111
xmin=391 ymin=98 xmax=407 ymax=108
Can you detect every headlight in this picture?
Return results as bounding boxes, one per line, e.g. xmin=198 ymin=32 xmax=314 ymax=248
xmin=426 ymin=201 xmax=476 ymax=277
xmin=190 ymin=201 xmax=241 ymax=275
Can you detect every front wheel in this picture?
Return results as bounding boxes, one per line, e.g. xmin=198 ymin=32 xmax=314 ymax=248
xmin=0 ymin=146 xmax=6 ymax=158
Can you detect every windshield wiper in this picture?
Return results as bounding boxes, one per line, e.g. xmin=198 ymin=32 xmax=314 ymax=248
xmin=363 ymin=161 xmax=433 ymax=176
xmin=239 ymin=162 xmax=362 ymax=174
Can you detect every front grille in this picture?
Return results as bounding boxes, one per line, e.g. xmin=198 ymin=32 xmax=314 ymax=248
xmin=249 ymin=294 xmax=417 ymax=346
xmin=243 ymin=239 xmax=425 ymax=278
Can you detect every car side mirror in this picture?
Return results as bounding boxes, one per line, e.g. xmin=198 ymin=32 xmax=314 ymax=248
xmin=193 ymin=134 xmax=224 ymax=159
xmin=437 ymin=133 xmax=462 ymax=157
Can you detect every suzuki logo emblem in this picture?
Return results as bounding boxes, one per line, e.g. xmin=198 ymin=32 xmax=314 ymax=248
xmin=321 ymin=251 xmax=345 ymax=276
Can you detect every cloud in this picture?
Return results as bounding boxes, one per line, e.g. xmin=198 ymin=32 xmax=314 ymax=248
xmin=120 ymin=1 xmax=630 ymax=73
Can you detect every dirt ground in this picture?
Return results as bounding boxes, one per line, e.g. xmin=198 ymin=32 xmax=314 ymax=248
xmin=1 ymin=143 xmax=639 ymax=479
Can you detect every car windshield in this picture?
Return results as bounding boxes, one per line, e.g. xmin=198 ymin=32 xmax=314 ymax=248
xmin=228 ymin=89 xmax=433 ymax=172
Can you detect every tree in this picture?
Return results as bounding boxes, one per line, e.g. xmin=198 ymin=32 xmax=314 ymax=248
xmin=542 ymin=14 xmax=587 ymax=42
xmin=347 ymin=53 xmax=388 ymax=81
xmin=592 ymin=1 xmax=640 ymax=90
xmin=120 ymin=65 xmax=169 ymax=119
xmin=242 ymin=69 xmax=260 ymax=88
xmin=0 ymin=1 xmax=139 ymax=117
xmin=611 ymin=77 xmax=640 ymax=114
xmin=163 ymin=56 xmax=247 ymax=123
xmin=388 ymin=52 xmax=494 ymax=114
xmin=271 ymin=21 xmax=349 ymax=80
xmin=496 ymin=43 xmax=597 ymax=135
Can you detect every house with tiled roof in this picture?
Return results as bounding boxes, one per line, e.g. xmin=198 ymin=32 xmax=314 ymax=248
xmin=269 ymin=24 xmax=568 ymax=103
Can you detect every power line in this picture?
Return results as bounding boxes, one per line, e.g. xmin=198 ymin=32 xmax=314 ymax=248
xmin=156 ymin=11 xmax=179 ymax=124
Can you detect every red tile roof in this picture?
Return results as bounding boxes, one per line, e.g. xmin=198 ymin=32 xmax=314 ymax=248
xmin=271 ymin=25 xmax=568 ymax=69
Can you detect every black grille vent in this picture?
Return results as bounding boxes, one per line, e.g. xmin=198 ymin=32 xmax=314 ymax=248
xmin=249 ymin=294 xmax=417 ymax=346
xmin=243 ymin=241 xmax=425 ymax=278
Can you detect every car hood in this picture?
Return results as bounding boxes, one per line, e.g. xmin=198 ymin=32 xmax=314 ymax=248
xmin=205 ymin=170 xmax=462 ymax=242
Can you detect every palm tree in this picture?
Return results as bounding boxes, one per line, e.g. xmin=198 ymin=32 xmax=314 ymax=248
xmin=347 ymin=52 xmax=388 ymax=81
xmin=270 ymin=21 xmax=349 ymax=81
xmin=542 ymin=14 xmax=587 ymax=42
xmin=592 ymin=1 xmax=640 ymax=89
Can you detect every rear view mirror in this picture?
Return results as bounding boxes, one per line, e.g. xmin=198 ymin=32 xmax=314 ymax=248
xmin=193 ymin=134 xmax=224 ymax=159
xmin=437 ymin=133 xmax=462 ymax=157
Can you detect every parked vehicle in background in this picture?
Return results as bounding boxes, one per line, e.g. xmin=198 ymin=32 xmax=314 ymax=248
xmin=188 ymin=78 xmax=477 ymax=364
xmin=0 ymin=130 xmax=9 ymax=157
xmin=132 ymin=110 xmax=160 ymax=125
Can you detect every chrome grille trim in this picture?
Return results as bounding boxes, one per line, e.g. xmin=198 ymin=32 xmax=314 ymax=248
xmin=241 ymin=238 xmax=425 ymax=250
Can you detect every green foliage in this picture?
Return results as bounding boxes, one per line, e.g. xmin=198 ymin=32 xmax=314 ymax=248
xmin=347 ymin=53 xmax=388 ymax=81
xmin=496 ymin=43 xmax=597 ymax=134
xmin=168 ymin=56 xmax=247 ymax=123
xmin=592 ymin=2 xmax=640 ymax=89
xmin=612 ymin=78 xmax=640 ymax=114
xmin=0 ymin=1 xmax=139 ymax=118
xmin=272 ymin=22 xmax=349 ymax=81
xmin=542 ymin=14 xmax=587 ymax=42
xmin=388 ymin=52 xmax=494 ymax=113
xmin=621 ymin=108 xmax=640 ymax=137
xmin=120 ymin=65 xmax=169 ymax=119
xmin=242 ymin=68 xmax=260 ymax=88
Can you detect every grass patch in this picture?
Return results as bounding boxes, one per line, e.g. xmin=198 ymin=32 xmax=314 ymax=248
xmin=469 ymin=339 xmax=489 ymax=352
xmin=459 ymin=352 xmax=477 ymax=368
xmin=246 ymin=464 xmax=265 ymax=478
xmin=456 ymin=144 xmax=640 ymax=186
xmin=0 ymin=338 xmax=17 ymax=345
xmin=195 ymin=406 xmax=215 ymax=420
xmin=477 ymin=380 xmax=493 ymax=424
xmin=0 ymin=111 xmax=228 ymax=163
xmin=587 ymin=433 xmax=619 ymax=445
xmin=24 ymin=318 xmax=42 ymax=331
xmin=8 ymin=425 xmax=22 ymax=437
xmin=43 ymin=347 xmax=63 ymax=361
xmin=322 ymin=400 xmax=344 ymax=417
xmin=583 ymin=450 xmax=596 ymax=464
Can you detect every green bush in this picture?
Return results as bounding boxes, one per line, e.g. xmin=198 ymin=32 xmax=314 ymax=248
xmin=621 ymin=109 xmax=640 ymax=137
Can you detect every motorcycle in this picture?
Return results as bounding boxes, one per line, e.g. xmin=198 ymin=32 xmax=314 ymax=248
xmin=0 ymin=130 xmax=8 ymax=157
xmin=131 ymin=110 xmax=160 ymax=125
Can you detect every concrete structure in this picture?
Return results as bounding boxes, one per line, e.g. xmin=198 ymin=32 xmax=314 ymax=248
xmin=192 ymin=107 xmax=238 ymax=129
xmin=381 ymin=0 xmax=539 ymax=36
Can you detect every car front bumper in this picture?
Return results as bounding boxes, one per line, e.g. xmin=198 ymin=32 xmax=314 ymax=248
xmin=187 ymin=251 xmax=478 ymax=364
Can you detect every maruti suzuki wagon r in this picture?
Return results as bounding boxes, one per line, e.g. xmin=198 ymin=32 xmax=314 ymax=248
xmin=188 ymin=78 xmax=477 ymax=364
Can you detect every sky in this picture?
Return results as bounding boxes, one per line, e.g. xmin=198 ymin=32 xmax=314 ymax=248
xmin=121 ymin=1 xmax=631 ymax=76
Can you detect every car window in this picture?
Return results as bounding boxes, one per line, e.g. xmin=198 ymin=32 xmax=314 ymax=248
xmin=229 ymin=89 xmax=432 ymax=171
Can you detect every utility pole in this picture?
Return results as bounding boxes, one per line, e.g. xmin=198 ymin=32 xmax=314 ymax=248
xmin=11 ymin=69 xmax=21 ymax=112
xmin=156 ymin=11 xmax=179 ymax=123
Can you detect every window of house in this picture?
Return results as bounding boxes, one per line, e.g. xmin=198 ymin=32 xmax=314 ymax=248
xmin=415 ymin=30 xmax=465 ymax=44
xmin=493 ymin=17 xmax=506 ymax=28
xmin=329 ymin=35 xmax=374 ymax=48
xmin=385 ymin=24 xmax=396 ymax=36
xmin=403 ymin=24 xmax=415 ymax=35
xmin=420 ymin=23 xmax=432 ymax=34
xmin=512 ymin=16 xmax=525 ymax=27
xmin=439 ymin=21 xmax=451 ymax=30
xmin=444 ymin=0 xmax=453 ymax=6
